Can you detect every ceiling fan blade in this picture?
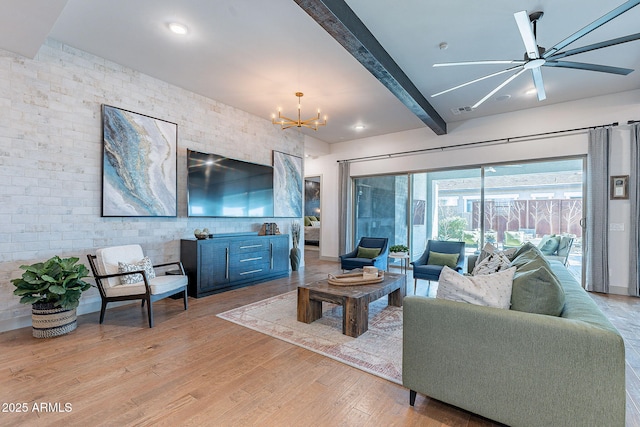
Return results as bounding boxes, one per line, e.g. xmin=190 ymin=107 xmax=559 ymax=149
xmin=531 ymin=67 xmax=546 ymax=101
xmin=433 ymin=60 xmax=525 ymax=67
xmin=431 ymin=65 xmax=523 ymax=97
xmin=545 ymin=33 xmax=640 ymax=60
xmin=544 ymin=60 xmax=634 ymax=75
xmin=472 ymin=68 xmax=527 ymax=109
xmin=542 ymin=0 xmax=640 ymax=58
xmin=514 ymin=11 xmax=539 ymax=59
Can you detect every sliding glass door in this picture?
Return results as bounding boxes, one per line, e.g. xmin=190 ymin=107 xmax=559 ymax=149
xmin=482 ymin=159 xmax=584 ymax=281
xmin=412 ymin=170 xmax=482 ymax=260
xmin=351 ymin=157 xmax=584 ymax=283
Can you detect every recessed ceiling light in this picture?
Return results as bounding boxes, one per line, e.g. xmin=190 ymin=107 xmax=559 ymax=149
xmin=354 ymin=125 xmax=365 ymax=131
xmin=168 ymin=22 xmax=188 ymax=35
xmin=525 ymin=88 xmax=537 ymax=96
xmin=496 ymin=94 xmax=511 ymax=101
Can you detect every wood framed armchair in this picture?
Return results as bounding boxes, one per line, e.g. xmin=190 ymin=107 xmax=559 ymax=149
xmin=87 ymin=244 xmax=188 ymax=328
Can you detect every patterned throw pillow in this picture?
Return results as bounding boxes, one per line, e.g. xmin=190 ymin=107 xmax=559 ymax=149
xmin=118 ymin=256 xmax=156 ymax=285
xmin=477 ymin=243 xmax=518 ymax=264
xmin=472 ymin=252 xmax=512 ymax=275
xmin=436 ymin=265 xmax=516 ymax=309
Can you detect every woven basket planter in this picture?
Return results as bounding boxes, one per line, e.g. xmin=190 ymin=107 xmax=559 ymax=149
xmin=31 ymin=302 xmax=77 ymax=338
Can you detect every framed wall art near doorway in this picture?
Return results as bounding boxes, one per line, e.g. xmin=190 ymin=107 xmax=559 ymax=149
xmin=273 ymin=150 xmax=303 ymax=217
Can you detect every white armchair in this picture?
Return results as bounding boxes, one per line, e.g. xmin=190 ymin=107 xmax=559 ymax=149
xmin=87 ymin=244 xmax=188 ymax=328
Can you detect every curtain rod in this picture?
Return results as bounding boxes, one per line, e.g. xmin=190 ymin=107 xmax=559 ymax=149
xmin=337 ymin=121 xmax=620 ymax=164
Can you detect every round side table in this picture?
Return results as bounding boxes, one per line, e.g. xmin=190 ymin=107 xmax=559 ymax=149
xmin=388 ymin=252 xmax=410 ymax=274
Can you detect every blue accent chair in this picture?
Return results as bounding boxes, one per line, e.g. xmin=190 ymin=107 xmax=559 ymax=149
xmin=410 ymin=240 xmax=465 ymax=295
xmin=339 ymin=237 xmax=389 ymax=271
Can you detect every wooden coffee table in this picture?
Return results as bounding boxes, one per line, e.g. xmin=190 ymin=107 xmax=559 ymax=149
xmin=297 ymin=271 xmax=406 ymax=338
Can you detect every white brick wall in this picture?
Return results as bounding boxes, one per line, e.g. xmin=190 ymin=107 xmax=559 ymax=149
xmin=0 ymin=39 xmax=304 ymax=331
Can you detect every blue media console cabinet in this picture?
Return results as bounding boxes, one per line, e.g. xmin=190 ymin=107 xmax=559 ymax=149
xmin=180 ymin=233 xmax=290 ymax=298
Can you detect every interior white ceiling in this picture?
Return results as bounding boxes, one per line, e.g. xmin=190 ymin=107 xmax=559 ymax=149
xmin=1 ymin=0 xmax=639 ymax=143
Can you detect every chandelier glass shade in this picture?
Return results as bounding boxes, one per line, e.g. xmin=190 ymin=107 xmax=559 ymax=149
xmin=272 ymin=92 xmax=327 ymax=131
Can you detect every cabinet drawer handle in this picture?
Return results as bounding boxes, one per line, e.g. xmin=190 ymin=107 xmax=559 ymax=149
xmin=240 ymin=244 xmax=263 ymax=249
xmin=240 ymin=257 xmax=262 ymax=262
xmin=240 ymin=269 xmax=262 ymax=275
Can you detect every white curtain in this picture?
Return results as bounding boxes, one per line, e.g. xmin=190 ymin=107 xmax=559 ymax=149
xmin=630 ymin=124 xmax=640 ymax=296
xmin=338 ymin=161 xmax=352 ymax=255
xmin=585 ymin=127 xmax=611 ymax=293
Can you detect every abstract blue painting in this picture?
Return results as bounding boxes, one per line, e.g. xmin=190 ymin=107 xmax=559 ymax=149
xmin=273 ymin=151 xmax=302 ymax=217
xmin=102 ymin=105 xmax=177 ymax=216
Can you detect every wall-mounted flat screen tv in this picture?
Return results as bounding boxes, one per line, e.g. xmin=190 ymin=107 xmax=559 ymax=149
xmin=187 ymin=149 xmax=274 ymax=217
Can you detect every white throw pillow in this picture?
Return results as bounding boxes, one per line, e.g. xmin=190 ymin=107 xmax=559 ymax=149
xmin=436 ymin=266 xmax=516 ymax=309
xmin=472 ymin=252 xmax=512 ymax=276
xmin=310 ymin=220 xmax=320 ymax=227
xmin=118 ymin=256 xmax=156 ymax=285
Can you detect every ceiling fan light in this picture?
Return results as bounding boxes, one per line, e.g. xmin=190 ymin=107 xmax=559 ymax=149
xmin=168 ymin=22 xmax=188 ymax=35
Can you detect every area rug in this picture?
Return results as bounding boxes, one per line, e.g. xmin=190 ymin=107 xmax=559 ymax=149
xmin=217 ymin=291 xmax=403 ymax=384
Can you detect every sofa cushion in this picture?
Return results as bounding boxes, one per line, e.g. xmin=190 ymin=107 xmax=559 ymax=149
xmin=472 ymin=252 xmax=512 ymax=275
xmin=510 ymin=247 xmax=550 ymax=273
xmin=304 ymin=216 xmax=312 ymax=226
xmin=513 ymin=256 xmax=551 ymax=274
xmin=356 ymin=246 xmax=381 ymax=259
xmin=511 ymin=266 xmax=565 ymax=316
xmin=511 ymin=242 xmax=538 ymax=259
xmin=436 ymin=265 xmax=516 ymax=309
xmin=428 ymin=251 xmax=459 ymax=269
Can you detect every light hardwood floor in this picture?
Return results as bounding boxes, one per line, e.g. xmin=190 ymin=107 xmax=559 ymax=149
xmin=0 ymin=251 xmax=638 ymax=427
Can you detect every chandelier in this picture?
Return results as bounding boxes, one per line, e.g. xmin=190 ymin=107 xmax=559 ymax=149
xmin=272 ymin=92 xmax=327 ymax=131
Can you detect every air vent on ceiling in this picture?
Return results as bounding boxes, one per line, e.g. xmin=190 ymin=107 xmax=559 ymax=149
xmin=451 ymin=106 xmax=473 ymax=115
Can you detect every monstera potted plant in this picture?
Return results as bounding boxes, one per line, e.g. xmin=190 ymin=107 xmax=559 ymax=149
xmin=11 ymin=256 xmax=91 ymax=338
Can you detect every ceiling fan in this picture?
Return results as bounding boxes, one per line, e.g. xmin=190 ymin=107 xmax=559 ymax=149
xmin=431 ymin=0 xmax=640 ymax=109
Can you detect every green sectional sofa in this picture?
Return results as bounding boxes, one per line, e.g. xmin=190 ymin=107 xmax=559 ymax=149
xmin=403 ymin=247 xmax=625 ymax=427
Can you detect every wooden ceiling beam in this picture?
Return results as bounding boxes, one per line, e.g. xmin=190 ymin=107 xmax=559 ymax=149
xmin=294 ymin=0 xmax=447 ymax=135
